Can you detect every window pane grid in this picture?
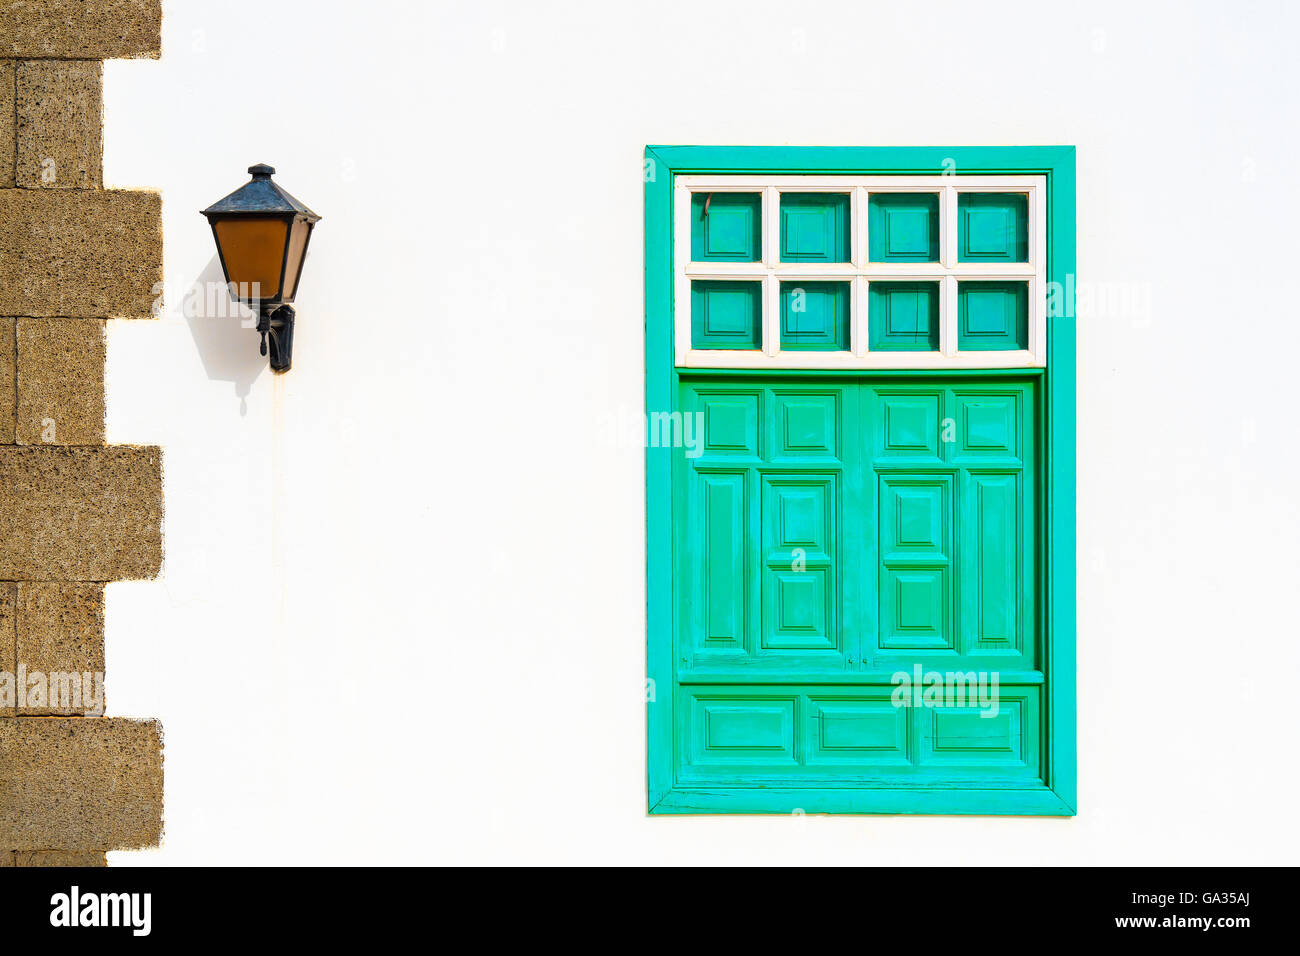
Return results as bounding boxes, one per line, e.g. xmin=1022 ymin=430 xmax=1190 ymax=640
xmin=675 ymin=175 xmax=1046 ymax=369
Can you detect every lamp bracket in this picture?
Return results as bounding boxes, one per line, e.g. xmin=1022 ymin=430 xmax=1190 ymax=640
xmin=256 ymin=305 xmax=295 ymax=372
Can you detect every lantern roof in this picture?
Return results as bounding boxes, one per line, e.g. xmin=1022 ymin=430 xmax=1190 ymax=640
xmin=201 ymin=164 xmax=321 ymax=222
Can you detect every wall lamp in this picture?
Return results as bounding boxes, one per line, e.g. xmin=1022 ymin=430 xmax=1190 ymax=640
xmin=201 ymin=164 xmax=321 ymax=372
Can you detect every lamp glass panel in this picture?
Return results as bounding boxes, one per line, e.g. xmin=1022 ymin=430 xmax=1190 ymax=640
xmin=280 ymin=219 xmax=312 ymax=301
xmin=214 ymin=217 xmax=289 ymax=301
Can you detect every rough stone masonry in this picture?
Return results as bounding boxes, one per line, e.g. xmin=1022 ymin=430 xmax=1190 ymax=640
xmin=0 ymin=0 xmax=165 ymax=866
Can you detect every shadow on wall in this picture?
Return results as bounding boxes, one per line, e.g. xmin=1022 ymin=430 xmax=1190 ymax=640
xmin=185 ymin=255 xmax=265 ymax=415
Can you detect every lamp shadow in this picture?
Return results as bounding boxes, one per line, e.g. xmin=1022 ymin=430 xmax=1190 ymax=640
xmin=185 ymin=255 xmax=266 ymax=415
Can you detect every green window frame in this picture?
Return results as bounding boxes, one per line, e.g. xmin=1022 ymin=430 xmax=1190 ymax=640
xmin=645 ymin=145 xmax=1076 ymax=815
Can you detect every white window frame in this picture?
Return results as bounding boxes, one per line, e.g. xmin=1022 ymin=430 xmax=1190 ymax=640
xmin=674 ymin=175 xmax=1047 ymax=369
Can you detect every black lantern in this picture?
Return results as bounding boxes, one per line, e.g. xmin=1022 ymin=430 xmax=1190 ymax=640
xmin=201 ymin=164 xmax=321 ymax=372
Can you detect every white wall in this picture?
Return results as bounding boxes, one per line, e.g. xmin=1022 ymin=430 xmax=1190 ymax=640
xmin=100 ymin=0 xmax=1300 ymax=864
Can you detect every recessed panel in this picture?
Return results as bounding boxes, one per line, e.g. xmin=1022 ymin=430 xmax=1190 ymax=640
xmin=691 ymin=192 xmax=761 ymax=262
xmin=779 ymin=193 xmax=850 ymax=262
xmin=934 ymin=710 xmax=1015 ymax=751
xmin=958 ymin=281 xmax=1028 ymax=351
xmin=771 ymin=570 xmax=828 ymax=642
xmin=674 ymin=684 xmax=1039 ymax=786
xmin=962 ymin=472 xmax=1021 ymax=651
xmin=688 ymin=695 xmax=797 ymax=769
xmin=691 ymin=280 xmax=762 ymax=350
xmin=700 ymin=473 xmax=746 ymax=649
xmin=773 ymin=391 xmax=838 ymax=460
xmin=958 ymin=193 xmax=1028 ymax=262
xmin=918 ymin=690 xmax=1038 ymax=775
xmin=869 ymin=281 xmax=940 ymax=352
xmin=955 ymin=392 xmax=1018 ymax=457
xmin=895 ymin=486 xmax=943 ymax=550
xmin=761 ymin=475 xmax=836 ymax=652
xmin=763 ymin=475 xmax=833 ymax=556
xmin=882 ymin=568 xmax=951 ymax=649
xmin=874 ymin=391 xmax=942 ymax=458
xmin=779 ymin=491 xmax=822 ymax=550
xmin=805 ymin=696 xmax=910 ymax=766
xmin=694 ymin=391 xmax=759 ymax=458
xmin=868 ymin=193 xmax=939 ymax=262
xmin=780 ymin=281 xmax=849 ymax=351
xmin=879 ymin=476 xmax=954 ymax=555
xmin=879 ymin=475 xmax=953 ymax=651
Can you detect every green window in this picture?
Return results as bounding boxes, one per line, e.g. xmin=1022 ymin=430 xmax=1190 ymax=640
xmin=651 ymin=147 xmax=1075 ymax=814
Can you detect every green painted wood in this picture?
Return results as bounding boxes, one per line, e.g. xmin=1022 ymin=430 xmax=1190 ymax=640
xmin=691 ymin=192 xmax=761 ymax=262
xmin=779 ymin=281 xmax=849 ymax=350
xmin=691 ymin=280 xmax=762 ymax=349
xmin=645 ymin=145 xmax=1076 ymax=815
xmin=958 ymin=281 xmax=1028 ymax=350
xmin=1045 ymin=149 xmax=1077 ymax=814
xmin=675 ymin=380 xmax=1036 ymax=789
xmin=647 ymin=144 xmax=1072 ymax=174
xmin=868 ymin=281 xmax=940 ymax=351
xmin=958 ymin=192 xmax=1028 ymax=262
xmin=679 ymin=368 xmax=1046 ymax=380
xmin=652 ymin=786 xmax=1074 ymax=815
xmin=644 ymin=147 xmax=675 ymax=810
xmin=869 ymin=193 xmax=939 ymax=262
xmin=780 ymin=193 xmax=850 ymax=262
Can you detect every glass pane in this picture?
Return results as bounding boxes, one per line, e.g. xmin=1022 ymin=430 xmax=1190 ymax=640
xmin=280 ymin=218 xmax=312 ymax=300
xmin=213 ymin=217 xmax=289 ymax=301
